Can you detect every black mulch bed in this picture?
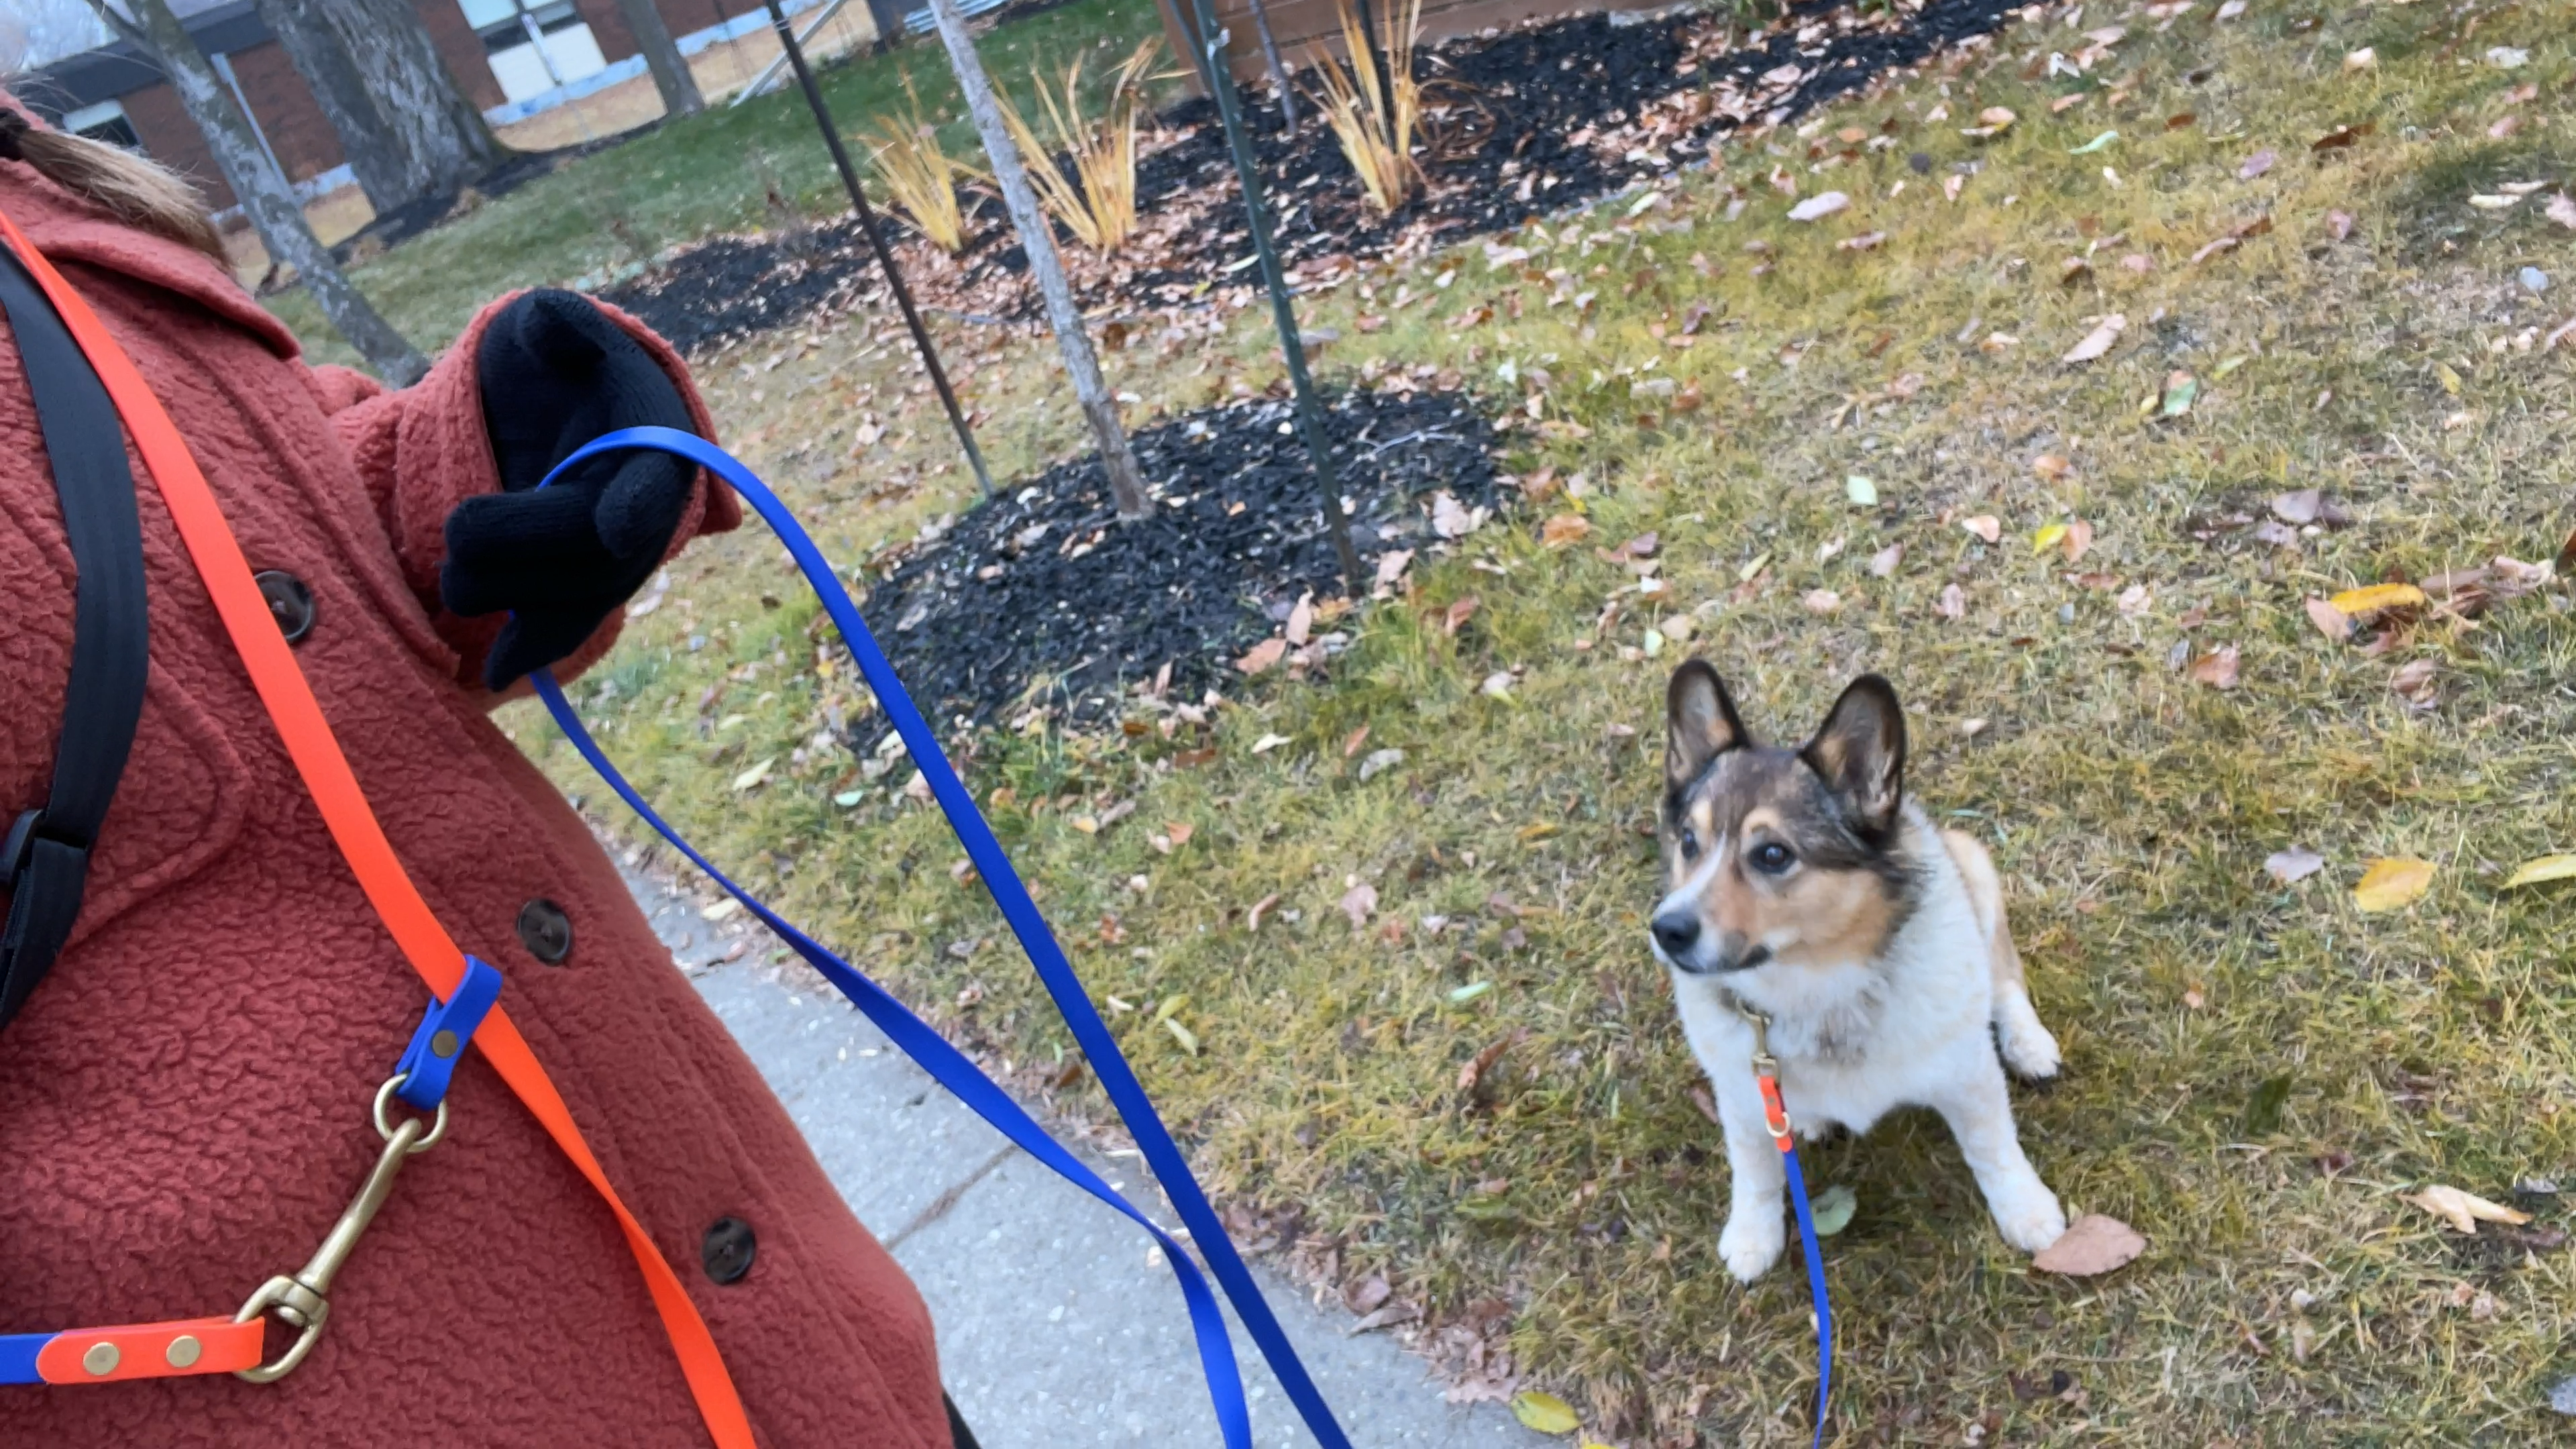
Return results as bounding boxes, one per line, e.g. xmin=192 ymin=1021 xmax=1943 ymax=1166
xmin=598 ymin=0 xmax=2025 ymax=352
xmin=592 ymin=213 xmax=883 ymax=350
xmin=857 ymin=388 xmax=1499 ymax=729
xmin=1091 ymin=0 xmax=2021 ymax=292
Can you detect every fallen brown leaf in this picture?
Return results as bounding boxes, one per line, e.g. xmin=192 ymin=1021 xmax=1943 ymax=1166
xmin=2304 ymin=596 xmax=2353 ymax=641
xmin=1456 ymin=1028 xmax=1529 ymax=1093
xmin=1339 ymin=881 xmax=1378 ymax=929
xmin=2188 ymin=645 xmax=2241 ymax=689
xmin=1343 ymin=1273 xmax=1393 ymax=1315
xmin=2265 ymin=846 xmax=2326 ymax=885
xmin=2061 ymin=519 xmax=2095 ymax=563
xmin=2033 ymin=1214 xmax=2147 ymax=1275
xmin=2271 ymin=488 xmax=2322 ymax=525
xmin=1936 ymin=582 xmax=1966 ymax=620
xmin=2063 ymin=313 xmax=2128 ymax=364
xmin=2389 ymin=657 xmax=2438 ymax=706
xmin=1540 ymin=514 xmax=1591 ymax=548
xmin=1235 ymin=638 xmax=1287 ymax=676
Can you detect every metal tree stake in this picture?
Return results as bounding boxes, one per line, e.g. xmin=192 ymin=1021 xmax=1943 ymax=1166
xmin=761 ymin=0 xmax=994 ymax=498
xmin=1180 ymin=0 xmax=1366 ymax=591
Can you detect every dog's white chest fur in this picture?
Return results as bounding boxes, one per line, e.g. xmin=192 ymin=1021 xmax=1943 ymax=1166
xmin=1670 ymin=810 xmax=2068 ymax=1281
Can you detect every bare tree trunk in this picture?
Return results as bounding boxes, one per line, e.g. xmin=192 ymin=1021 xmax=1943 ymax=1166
xmin=859 ymin=0 xmax=907 ymax=52
xmin=1243 ymin=0 xmax=1297 ymax=129
xmin=326 ymin=0 xmax=500 ymax=195
xmin=99 ymin=0 xmax=430 ymax=384
xmin=926 ymin=0 xmax=1148 ymax=521
xmin=248 ymin=0 xmax=411 ymax=211
xmin=613 ymin=0 xmax=704 ymax=117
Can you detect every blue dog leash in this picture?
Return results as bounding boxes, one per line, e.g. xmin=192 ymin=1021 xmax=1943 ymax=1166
xmin=1739 ymin=1002 xmax=1834 ymax=1448
xmin=527 ymin=427 xmax=1350 ymax=1449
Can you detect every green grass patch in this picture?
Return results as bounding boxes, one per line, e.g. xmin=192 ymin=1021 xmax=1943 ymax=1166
xmin=493 ymin=1 xmax=2576 ymax=1441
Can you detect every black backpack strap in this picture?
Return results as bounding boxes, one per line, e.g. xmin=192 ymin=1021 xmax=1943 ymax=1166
xmin=0 ymin=240 xmax=150 ymax=1032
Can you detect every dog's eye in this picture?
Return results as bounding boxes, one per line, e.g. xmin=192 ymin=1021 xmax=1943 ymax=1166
xmin=1678 ymin=827 xmax=1701 ymax=858
xmin=1748 ymin=841 xmax=1797 ymax=876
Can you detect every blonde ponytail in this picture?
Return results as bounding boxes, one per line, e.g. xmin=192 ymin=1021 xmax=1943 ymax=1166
xmin=0 ymin=107 xmax=227 ymax=262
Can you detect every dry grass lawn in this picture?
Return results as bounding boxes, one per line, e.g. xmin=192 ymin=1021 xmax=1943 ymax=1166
xmin=481 ymin=2 xmax=2576 ymax=1442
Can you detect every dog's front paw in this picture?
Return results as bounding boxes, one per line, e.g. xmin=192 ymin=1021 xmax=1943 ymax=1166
xmin=1994 ymin=995 xmax=2063 ymax=1081
xmin=1998 ymin=1021 xmax=2062 ymax=1082
xmin=1989 ymin=1182 xmax=2069 ymax=1254
xmin=1719 ymin=1210 xmax=1786 ymax=1283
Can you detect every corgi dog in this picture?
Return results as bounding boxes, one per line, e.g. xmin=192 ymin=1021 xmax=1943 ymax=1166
xmin=1651 ymin=660 xmax=2068 ymax=1281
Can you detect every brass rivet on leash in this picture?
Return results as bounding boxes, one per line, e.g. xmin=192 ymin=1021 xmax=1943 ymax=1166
xmin=81 ymin=1342 xmax=119 ymax=1376
xmin=164 ymin=1334 xmax=201 ymax=1369
xmin=430 ymin=1028 xmax=459 ymax=1059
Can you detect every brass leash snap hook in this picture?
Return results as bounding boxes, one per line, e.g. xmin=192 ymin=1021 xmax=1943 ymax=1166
xmin=232 ymin=1076 xmax=447 ymax=1384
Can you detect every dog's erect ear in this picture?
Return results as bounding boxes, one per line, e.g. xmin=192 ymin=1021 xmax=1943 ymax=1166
xmin=1666 ymin=659 xmax=1752 ymax=788
xmin=1801 ymin=674 xmax=1907 ymax=841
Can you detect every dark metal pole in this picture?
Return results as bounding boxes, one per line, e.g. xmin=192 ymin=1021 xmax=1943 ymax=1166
xmin=1183 ymin=0 xmax=1363 ymax=592
xmin=761 ymin=0 xmax=994 ymax=499
xmin=1348 ymin=0 xmax=1394 ymax=148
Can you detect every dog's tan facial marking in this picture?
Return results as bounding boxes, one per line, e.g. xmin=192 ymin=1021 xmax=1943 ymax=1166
xmin=1655 ymin=666 xmax=1921 ymax=975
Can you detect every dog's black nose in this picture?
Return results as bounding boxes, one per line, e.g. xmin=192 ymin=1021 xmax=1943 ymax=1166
xmin=1651 ymin=910 xmax=1701 ymax=959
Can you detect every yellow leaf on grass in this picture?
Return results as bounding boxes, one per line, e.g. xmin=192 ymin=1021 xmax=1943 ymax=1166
xmin=2033 ymin=523 xmax=2069 ymax=555
xmin=2502 ymin=854 xmax=2576 ymax=889
xmin=1162 ymin=1018 xmax=1201 ymax=1056
xmin=1510 ymin=1391 xmax=1580 ymax=1435
xmin=2353 ymin=857 xmax=2434 ymax=912
xmin=2401 ymin=1183 xmax=2529 ymax=1234
xmin=731 ymin=757 xmax=775 ymax=792
xmin=2329 ymin=582 xmax=2426 ymax=616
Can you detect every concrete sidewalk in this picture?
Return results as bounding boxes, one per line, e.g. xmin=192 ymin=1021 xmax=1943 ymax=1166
xmin=624 ymin=861 xmax=1546 ymax=1448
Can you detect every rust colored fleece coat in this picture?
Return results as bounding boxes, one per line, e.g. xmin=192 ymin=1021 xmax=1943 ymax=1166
xmin=0 ymin=164 xmax=947 ymax=1446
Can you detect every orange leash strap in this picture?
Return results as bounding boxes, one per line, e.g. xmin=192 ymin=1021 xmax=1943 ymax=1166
xmin=0 ymin=210 xmax=756 ymax=1448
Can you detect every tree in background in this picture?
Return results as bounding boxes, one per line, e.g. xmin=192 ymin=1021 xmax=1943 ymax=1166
xmin=612 ymin=0 xmax=704 ymax=119
xmin=925 ymin=0 xmax=1150 ymax=521
xmin=248 ymin=0 xmax=418 ymax=213
xmin=307 ymin=0 xmax=500 ymax=201
xmin=86 ymin=0 xmax=429 ymax=384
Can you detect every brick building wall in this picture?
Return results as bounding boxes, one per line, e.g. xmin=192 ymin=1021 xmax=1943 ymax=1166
xmin=420 ymin=0 xmax=511 ymax=111
xmin=114 ymin=37 xmax=348 ymax=212
xmin=1157 ymin=0 xmax=1654 ymax=87
xmin=98 ymin=0 xmax=785 ymax=211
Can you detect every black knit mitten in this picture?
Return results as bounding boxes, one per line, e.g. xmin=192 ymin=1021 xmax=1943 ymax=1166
xmin=443 ymin=289 xmax=697 ymax=688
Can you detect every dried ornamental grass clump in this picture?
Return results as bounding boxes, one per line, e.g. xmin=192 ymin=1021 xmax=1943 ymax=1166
xmin=993 ymin=38 xmax=1161 ymax=252
xmin=1309 ymin=0 xmax=1424 ymax=213
xmin=864 ymin=73 xmax=968 ymax=253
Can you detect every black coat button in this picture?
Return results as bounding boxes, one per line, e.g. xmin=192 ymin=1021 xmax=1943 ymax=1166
xmin=254 ymin=570 xmax=316 ymax=643
xmin=701 ymin=1216 xmax=756 ymax=1284
xmin=516 ymin=898 xmax=573 ymax=964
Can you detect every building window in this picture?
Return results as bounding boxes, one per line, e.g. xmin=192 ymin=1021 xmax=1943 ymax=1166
xmin=62 ymin=100 xmax=142 ymax=151
xmin=459 ymin=0 xmax=610 ymax=104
